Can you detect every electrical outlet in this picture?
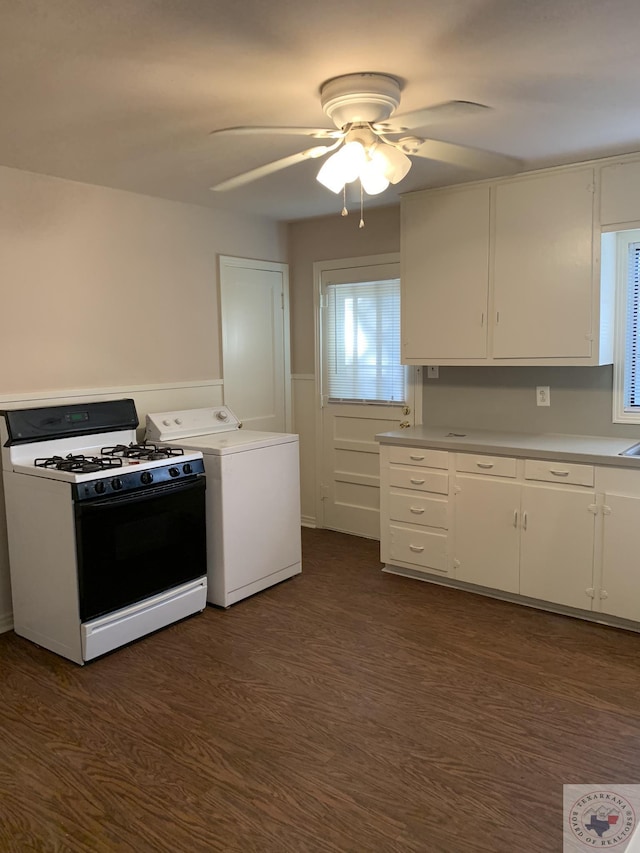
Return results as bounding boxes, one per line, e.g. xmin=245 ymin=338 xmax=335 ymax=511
xmin=536 ymin=386 xmax=550 ymax=407
xmin=427 ymin=366 xmax=439 ymax=379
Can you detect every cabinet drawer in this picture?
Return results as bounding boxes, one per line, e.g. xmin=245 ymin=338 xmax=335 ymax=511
xmin=389 ymin=525 xmax=448 ymax=573
xmin=389 ymin=466 xmax=448 ymax=494
xmin=389 ymin=491 xmax=448 ymax=529
xmin=456 ymin=454 xmax=517 ymax=478
xmin=388 ymin=446 xmax=448 ymax=469
xmin=524 ymin=459 xmax=594 ymax=487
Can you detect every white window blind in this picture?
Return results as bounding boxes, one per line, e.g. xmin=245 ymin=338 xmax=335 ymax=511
xmin=624 ymin=241 xmax=640 ymax=410
xmin=325 ymin=277 xmax=405 ymax=403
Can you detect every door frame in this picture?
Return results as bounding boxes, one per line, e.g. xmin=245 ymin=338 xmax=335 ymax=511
xmin=313 ymin=253 xmax=423 ymax=530
xmin=218 ymin=255 xmax=292 ymax=432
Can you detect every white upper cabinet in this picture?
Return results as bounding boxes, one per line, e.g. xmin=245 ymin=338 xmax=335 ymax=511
xmin=401 ymin=184 xmax=490 ymax=361
xmin=600 ymin=159 xmax=640 ymax=227
xmin=401 ymin=164 xmax=614 ymax=366
xmin=492 ymin=169 xmax=594 ymax=360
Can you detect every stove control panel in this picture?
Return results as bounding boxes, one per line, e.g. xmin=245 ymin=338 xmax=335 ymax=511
xmin=72 ymin=458 xmax=205 ymax=502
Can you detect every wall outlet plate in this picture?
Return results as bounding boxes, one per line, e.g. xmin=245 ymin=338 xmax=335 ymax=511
xmin=536 ymin=385 xmax=551 ymax=406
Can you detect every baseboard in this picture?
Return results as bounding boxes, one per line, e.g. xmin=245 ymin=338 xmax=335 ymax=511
xmin=301 ymin=516 xmax=317 ymax=528
xmin=0 ymin=611 xmax=14 ymax=634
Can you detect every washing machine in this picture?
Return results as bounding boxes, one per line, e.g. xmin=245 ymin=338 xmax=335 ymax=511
xmin=146 ymin=406 xmax=301 ymax=607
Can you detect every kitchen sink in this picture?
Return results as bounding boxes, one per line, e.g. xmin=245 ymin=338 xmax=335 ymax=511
xmin=619 ymin=442 xmax=640 ymax=457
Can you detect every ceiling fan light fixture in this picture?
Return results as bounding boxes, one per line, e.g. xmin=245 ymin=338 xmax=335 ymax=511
xmin=316 ymin=141 xmax=366 ymax=193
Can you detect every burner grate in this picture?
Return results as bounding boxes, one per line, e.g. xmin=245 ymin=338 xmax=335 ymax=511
xmin=101 ymin=442 xmax=184 ymax=462
xmin=35 ymin=454 xmax=124 ymax=474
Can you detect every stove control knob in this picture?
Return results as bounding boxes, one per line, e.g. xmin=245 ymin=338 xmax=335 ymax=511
xmin=94 ymin=481 xmax=106 ymax=495
xmin=163 ymin=419 xmax=171 ymax=426
xmin=216 ymin=410 xmax=229 ymax=421
xmin=112 ymin=477 xmax=123 ymax=491
xmin=169 ymin=467 xmax=180 ymax=478
xmin=175 ymin=418 xmax=183 ymax=425
xmin=141 ymin=471 xmax=153 ymax=485
xmin=183 ymin=463 xmax=193 ymax=475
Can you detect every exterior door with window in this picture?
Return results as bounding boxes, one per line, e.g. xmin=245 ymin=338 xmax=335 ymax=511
xmin=317 ymin=256 xmax=420 ymax=539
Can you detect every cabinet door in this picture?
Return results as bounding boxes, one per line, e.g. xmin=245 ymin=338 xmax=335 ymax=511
xmin=454 ymin=475 xmax=520 ymax=593
xmin=401 ymin=185 xmax=490 ymax=361
xmin=519 ymin=486 xmax=595 ymax=610
xmin=492 ymin=168 xmax=594 ymax=359
xmin=601 ymin=493 xmax=640 ymax=622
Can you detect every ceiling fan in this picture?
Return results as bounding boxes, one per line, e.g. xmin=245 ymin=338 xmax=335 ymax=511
xmin=209 ymin=72 xmax=521 ymax=201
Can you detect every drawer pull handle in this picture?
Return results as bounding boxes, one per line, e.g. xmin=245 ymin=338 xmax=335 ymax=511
xmin=410 ymin=454 xmax=425 ymax=461
xmin=549 ymin=469 xmax=569 ymax=477
xmin=409 ymin=545 xmax=425 ymax=553
xmin=410 ymin=507 xmax=425 ymax=514
xmin=476 ymin=462 xmax=494 ymax=469
xmin=410 ymin=478 xmax=425 ymax=485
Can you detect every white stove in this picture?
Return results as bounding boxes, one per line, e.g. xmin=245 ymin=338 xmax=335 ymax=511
xmin=1 ymin=399 xmax=208 ymax=664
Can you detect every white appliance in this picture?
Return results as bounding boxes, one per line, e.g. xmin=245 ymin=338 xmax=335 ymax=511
xmin=0 ymin=399 xmax=208 ymax=664
xmin=146 ymin=406 xmax=302 ymax=607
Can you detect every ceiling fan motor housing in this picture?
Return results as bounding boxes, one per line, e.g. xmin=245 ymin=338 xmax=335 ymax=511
xmin=320 ymin=73 xmax=401 ymax=129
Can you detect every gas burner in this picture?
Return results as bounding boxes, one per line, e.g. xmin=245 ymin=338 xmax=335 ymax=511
xmin=101 ymin=442 xmax=184 ymax=462
xmin=35 ymin=454 xmax=124 ymax=474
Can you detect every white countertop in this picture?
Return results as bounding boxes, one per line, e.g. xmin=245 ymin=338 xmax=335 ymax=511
xmin=376 ymin=425 xmax=640 ymax=468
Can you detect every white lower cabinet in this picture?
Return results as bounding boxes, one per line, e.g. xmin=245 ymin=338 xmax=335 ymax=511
xmin=454 ymin=472 xmax=595 ymax=607
xmin=518 ymin=486 xmax=595 ymax=610
xmin=454 ymin=475 xmax=520 ymax=593
xmin=381 ymin=445 xmax=640 ymax=630
xmin=380 ymin=445 xmax=451 ymax=576
xmin=600 ymin=492 xmax=640 ymax=623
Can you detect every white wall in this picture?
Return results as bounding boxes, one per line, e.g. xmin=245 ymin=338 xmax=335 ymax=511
xmin=0 ymin=164 xmax=286 ymax=631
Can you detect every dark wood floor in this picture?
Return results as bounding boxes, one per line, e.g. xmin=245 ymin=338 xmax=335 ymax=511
xmin=1 ymin=528 xmax=639 ymax=852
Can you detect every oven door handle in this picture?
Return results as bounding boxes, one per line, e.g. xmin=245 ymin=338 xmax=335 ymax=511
xmin=77 ymin=476 xmax=205 ymax=509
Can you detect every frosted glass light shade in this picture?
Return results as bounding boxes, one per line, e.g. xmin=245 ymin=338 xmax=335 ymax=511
xmin=371 ymin=144 xmax=412 ymax=184
xmin=359 ymin=159 xmax=390 ymax=195
xmin=316 ymin=141 xmax=366 ymax=193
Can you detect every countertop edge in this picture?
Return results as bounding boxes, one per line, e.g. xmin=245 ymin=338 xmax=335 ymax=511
xmin=376 ymin=429 xmax=640 ymax=469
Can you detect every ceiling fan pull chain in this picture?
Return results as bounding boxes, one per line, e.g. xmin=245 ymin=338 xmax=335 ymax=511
xmin=359 ymin=181 xmax=365 ymax=229
xmin=341 ymin=184 xmax=348 ymax=217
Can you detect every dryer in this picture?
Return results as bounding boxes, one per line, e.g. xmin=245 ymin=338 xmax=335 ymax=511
xmin=146 ymin=406 xmax=301 ymax=607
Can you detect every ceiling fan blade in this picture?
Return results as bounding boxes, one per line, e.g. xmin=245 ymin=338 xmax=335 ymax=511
xmin=210 ymin=146 xmax=331 ymax=192
xmin=375 ymin=101 xmax=490 ymax=133
xmin=408 ymin=138 xmax=522 ymax=174
xmin=210 ymin=125 xmax=343 ymax=140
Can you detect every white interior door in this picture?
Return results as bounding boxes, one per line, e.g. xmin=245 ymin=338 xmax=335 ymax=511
xmin=316 ymin=255 xmax=420 ymax=539
xmin=219 ymin=256 xmax=291 ymax=431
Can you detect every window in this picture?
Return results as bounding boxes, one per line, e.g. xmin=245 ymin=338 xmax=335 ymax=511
xmin=324 ymin=277 xmax=405 ymax=403
xmin=613 ymin=229 xmax=640 ymax=422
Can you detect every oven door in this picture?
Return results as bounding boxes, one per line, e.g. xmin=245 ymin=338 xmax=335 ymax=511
xmin=74 ymin=477 xmax=206 ymax=622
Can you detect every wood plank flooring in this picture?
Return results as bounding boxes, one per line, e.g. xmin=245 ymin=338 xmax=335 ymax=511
xmin=1 ymin=527 xmax=639 ymax=852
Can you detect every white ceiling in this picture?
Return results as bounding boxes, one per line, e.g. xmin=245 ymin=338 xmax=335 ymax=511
xmin=3 ymin=0 xmax=640 ymax=221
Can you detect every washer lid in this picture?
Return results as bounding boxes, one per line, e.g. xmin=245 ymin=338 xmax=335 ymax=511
xmin=146 ymin=406 xmax=241 ymax=441
xmin=166 ymin=430 xmax=298 ymax=455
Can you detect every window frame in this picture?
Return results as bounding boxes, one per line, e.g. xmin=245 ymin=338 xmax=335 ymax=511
xmin=323 ymin=276 xmax=405 ymax=405
xmin=613 ymin=228 xmax=640 ymax=423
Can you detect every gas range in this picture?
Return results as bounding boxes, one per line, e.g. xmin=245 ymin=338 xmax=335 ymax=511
xmin=0 ymin=398 xmax=208 ymax=664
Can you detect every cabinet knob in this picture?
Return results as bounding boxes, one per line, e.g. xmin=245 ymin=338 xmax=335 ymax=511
xmin=402 ymin=406 xmax=411 ymax=416
xmin=399 ymin=421 xmax=411 ymax=429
